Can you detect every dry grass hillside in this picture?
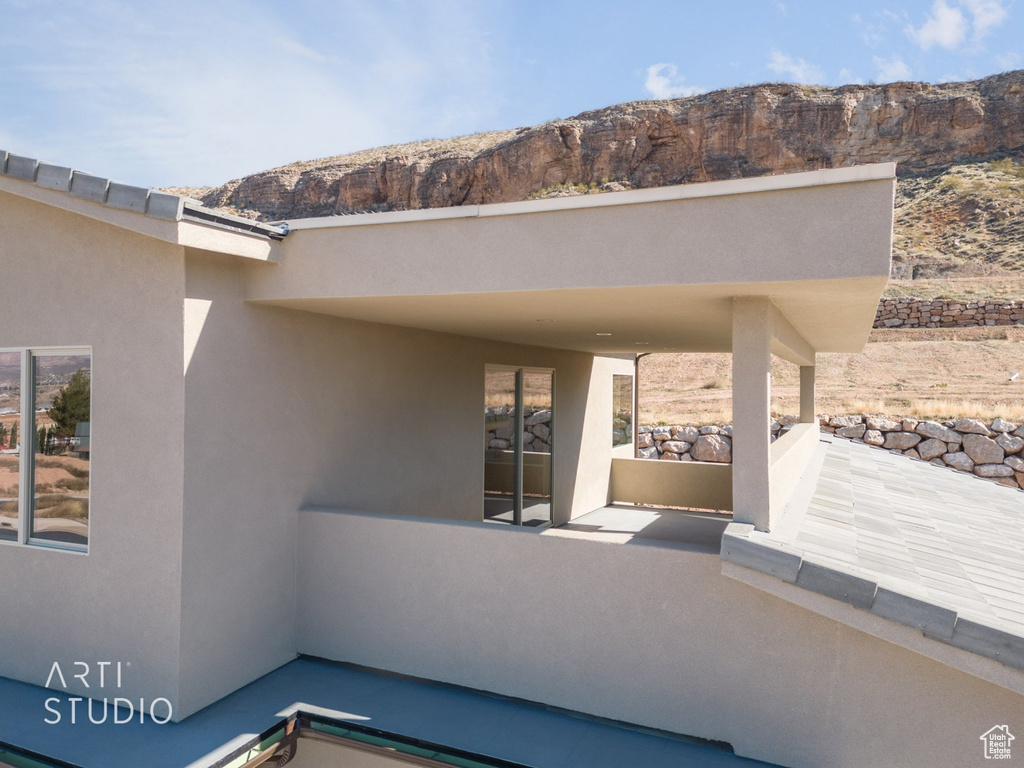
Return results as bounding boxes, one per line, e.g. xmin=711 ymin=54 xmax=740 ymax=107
xmin=639 ymin=327 xmax=1024 ymax=425
xmin=889 ymin=155 xmax=1024 ymax=286
xmin=640 ymin=154 xmax=1024 ymax=425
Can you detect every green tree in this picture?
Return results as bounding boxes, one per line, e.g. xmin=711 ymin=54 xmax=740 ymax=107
xmin=37 ymin=426 xmax=47 ymax=455
xmin=10 ymin=421 xmax=17 ymax=449
xmin=48 ymin=368 xmax=90 ymax=439
xmin=0 ymin=424 xmax=6 ymax=448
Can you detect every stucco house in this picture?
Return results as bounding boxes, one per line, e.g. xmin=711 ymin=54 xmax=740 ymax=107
xmin=0 ymin=151 xmax=1021 ymax=768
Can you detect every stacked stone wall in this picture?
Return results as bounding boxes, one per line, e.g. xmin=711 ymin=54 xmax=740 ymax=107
xmin=638 ymin=416 xmax=1024 ymax=491
xmin=874 ymin=297 xmax=1024 ymax=329
xmin=485 ymin=405 xmax=552 ymax=452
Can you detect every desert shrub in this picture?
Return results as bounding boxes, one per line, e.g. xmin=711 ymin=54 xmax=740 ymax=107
xmin=700 ymin=376 xmax=731 ymax=390
xmin=35 ymin=458 xmax=89 ymax=478
xmin=908 ymin=399 xmax=1024 ymax=421
xmin=32 ymin=495 xmax=88 ymax=521
xmin=842 ymin=398 xmax=886 ymax=414
xmin=990 ymin=157 xmax=1024 ymax=180
xmin=939 ymin=175 xmax=964 ymax=191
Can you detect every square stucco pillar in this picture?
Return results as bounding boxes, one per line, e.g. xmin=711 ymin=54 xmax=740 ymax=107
xmin=800 ymin=365 xmax=817 ymax=424
xmin=732 ymin=297 xmax=772 ymax=531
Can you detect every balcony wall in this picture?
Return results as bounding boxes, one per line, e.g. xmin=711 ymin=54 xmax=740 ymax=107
xmin=296 ymin=507 xmax=1023 ymax=768
xmin=609 ymin=457 xmax=732 ymax=510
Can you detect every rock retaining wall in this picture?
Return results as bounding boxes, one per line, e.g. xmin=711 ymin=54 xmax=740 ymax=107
xmin=639 ymin=416 xmax=1024 ymax=491
xmin=486 ymin=405 xmax=552 ymax=453
xmin=874 ymin=297 xmax=1024 ymax=328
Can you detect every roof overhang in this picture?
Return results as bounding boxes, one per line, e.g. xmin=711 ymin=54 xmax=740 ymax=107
xmin=244 ymin=164 xmax=895 ymax=355
xmin=0 ymin=150 xmax=284 ymax=261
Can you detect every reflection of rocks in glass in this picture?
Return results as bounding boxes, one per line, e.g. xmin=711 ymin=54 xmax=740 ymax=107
xmin=525 ymin=409 xmax=551 ymax=426
xmin=612 ymin=375 xmax=634 ymax=446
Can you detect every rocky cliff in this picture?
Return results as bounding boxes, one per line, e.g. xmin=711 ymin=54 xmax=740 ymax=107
xmin=179 ymin=70 xmax=1024 ymax=224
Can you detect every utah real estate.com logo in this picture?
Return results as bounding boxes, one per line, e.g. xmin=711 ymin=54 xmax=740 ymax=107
xmin=980 ymin=725 xmax=1015 ymax=760
xmin=43 ymin=661 xmax=173 ymax=725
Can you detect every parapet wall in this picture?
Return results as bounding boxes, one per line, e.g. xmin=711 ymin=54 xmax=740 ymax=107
xmin=640 ymin=416 xmax=1024 ymax=491
xmin=875 ymin=297 xmax=1024 ymax=328
xmin=296 ymin=507 xmax=1024 ymax=768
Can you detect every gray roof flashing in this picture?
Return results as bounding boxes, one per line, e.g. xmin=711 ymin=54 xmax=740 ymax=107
xmin=721 ymin=519 xmax=1024 ymax=674
xmin=0 ymin=149 xmax=287 ymax=240
xmin=181 ymin=201 xmax=289 ymax=240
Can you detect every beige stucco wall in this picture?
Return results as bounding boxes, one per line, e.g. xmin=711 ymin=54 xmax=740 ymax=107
xmin=0 ymin=192 xmax=186 ymax=709
xmin=176 ymin=251 xmax=630 ymax=716
xmin=296 ymin=509 xmax=1024 ymax=768
xmin=249 ymin=178 xmax=894 ymax=300
xmin=768 ymin=423 xmax=821 ymax=516
xmin=733 ymin=298 xmax=821 ymax=532
xmin=609 ymin=458 xmax=732 ymax=510
xmin=0 ymin=195 xmax=636 ymax=720
xmin=238 ymin=176 xmax=893 ymax=357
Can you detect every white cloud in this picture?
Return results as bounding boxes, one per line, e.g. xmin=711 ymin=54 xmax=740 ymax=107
xmin=0 ymin=0 xmax=501 ymax=188
xmin=874 ymin=55 xmax=913 ymax=82
xmin=852 ymin=12 xmax=884 ymax=46
xmin=272 ymin=37 xmax=339 ymax=65
xmin=766 ymin=50 xmax=824 ymax=84
xmin=906 ymin=0 xmax=1006 ymax=50
xmin=643 ymin=64 xmax=703 ymax=99
xmin=839 ymin=68 xmax=865 ymax=85
xmin=995 ymin=51 xmax=1022 ymax=69
xmin=961 ymin=0 xmax=1008 ymax=41
xmin=906 ymin=0 xmax=968 ymax=50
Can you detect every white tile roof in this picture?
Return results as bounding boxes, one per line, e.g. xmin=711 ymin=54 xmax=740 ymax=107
xmin=723 ymin=435 xmax=1024 ymax=671
xmin=0 ymin=149 xmax=288 ymax=239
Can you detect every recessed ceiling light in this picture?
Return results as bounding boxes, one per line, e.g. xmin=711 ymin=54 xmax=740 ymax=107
xmin=635 ymin=341 xmax=650 ymax=345
xmin=596 ymin=332 xmax=612 ymax=336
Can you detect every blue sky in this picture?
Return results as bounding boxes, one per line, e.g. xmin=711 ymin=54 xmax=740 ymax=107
xmin=1 ymin=0 xmax=1020 ymax=188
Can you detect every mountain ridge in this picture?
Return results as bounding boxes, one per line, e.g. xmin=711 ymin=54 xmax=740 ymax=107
xmin=170 ymin=71 xmax=1024 ymax=280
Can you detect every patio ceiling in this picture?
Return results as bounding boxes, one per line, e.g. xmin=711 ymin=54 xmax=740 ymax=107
xmin=252 ymin=276 xmax=886 ymax=355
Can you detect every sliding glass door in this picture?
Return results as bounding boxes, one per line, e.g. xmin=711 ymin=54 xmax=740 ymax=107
xmin=483 ymin=367 xmax=553 ymax=527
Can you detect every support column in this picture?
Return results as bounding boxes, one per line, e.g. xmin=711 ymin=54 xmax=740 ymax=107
xmin=799 ymin=364 xmax=817 ymax=424
xmin=732 ymin=297 xmax=772 ymax=532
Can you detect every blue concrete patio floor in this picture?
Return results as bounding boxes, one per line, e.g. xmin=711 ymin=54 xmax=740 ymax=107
xmin=0 ymin=656 xmax=780 ymax=768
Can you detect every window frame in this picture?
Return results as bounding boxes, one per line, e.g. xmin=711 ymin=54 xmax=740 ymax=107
xmin=483 ymin=364 xmax=555 ymax=527
xmin=612 ymin=373 xmax=635 ymax=449
xmin=0 ymin=345 xmax=92 ymax=554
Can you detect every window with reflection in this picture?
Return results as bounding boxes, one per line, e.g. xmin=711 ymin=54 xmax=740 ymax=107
xmin=0 ymin=351 xmax=21 ymax=543
xmin=0 ymin=348 xmax=90 ymax=551
xmin=484 ymin=367 xmax=553 ymax=527
xmin=613 ymin=374 xmax=633 ymax=447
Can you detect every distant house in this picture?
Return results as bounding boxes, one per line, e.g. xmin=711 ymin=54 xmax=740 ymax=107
xmin=0 ymin=150 xmax=1021 ymax=768
xmin=73 ymin=420 xmax=90 ymax=460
